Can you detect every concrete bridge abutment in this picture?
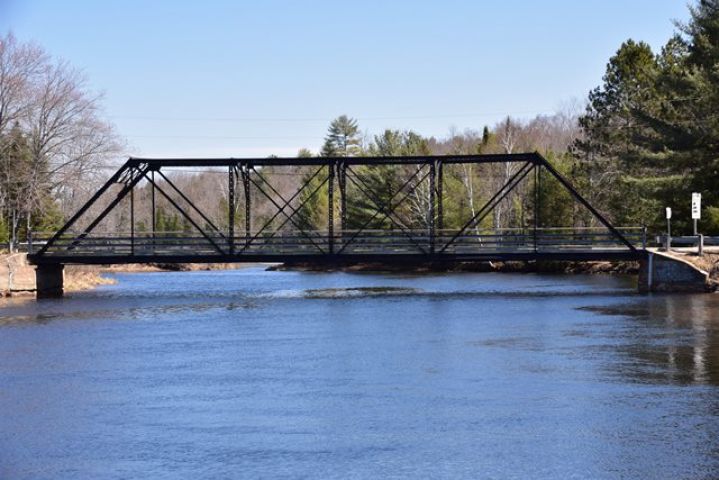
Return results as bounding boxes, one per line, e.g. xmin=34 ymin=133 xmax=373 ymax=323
xmin=35 ymin=264 xmax=64 ymax=298
xmin=638 ymin=252 xmax=714 ymax=293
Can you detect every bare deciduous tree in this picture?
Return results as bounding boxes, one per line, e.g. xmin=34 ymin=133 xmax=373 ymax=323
xmin=0 ymin=32 xmax=123 ymax=249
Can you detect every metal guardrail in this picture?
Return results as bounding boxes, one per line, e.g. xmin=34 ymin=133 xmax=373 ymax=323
xmin=655 ymin=235 xmax=719 ymax=246
xmin=29 ymin=227 xmax=647 ymax=259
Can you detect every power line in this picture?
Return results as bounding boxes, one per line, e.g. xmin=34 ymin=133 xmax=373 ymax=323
xmin=125 ymin=134 xmax=325 ymax=140
xmin=110 ymin=110 xmax=557 ymax=124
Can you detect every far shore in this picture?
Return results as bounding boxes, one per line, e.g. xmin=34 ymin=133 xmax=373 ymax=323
xmin=268 ymin=260 xmax=641 ymax=275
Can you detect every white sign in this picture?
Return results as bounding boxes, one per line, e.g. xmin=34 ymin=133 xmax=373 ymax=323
xmin=692 ymin=193 xmax=701 ymax=220
xmin=666 ymin=207 xmax=672 ymax=219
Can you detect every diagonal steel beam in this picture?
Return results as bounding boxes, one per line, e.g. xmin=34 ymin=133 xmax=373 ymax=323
xmin=144 ymin=172 xmax=225 ymax=255
xmin=251 ymin=167 xmax=327 ymax=240
xmin=346 ymin=166 xmax=417 ymax=230
xmin=536 ymin=154 xmax=636 ymax=251
xmin=337 ymin=166 xmax=430 ymax=255
xmin=338 ymin=165 xmax=428 ymax=253
xmin=242 ymin=165 xmax=324 ymax=247
xmin=156 ymin=170 xmax=226 ymax=240
xmin=440 ymin=162 xmax=533 ymax=253
xmin=248 ymin=169 xmax=327 ymax=254
xmin=66 ymin=164 xmax=152 ymax=251
xmin=255 ymin=177 xmax=329 ymax=244
xmin=240 ymin=171 xmax=328 ymax=254
xmin=240 ymin=168 xmax=324 ymax=252
xmin=344 ymin=167 xmax=429 ymax=254
xmin=37 ymin=160 xmax=134 ymax=255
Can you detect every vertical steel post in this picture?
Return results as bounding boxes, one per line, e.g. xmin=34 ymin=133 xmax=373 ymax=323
xmin=130 ymin=168 xmax=135 ymax=256
xmin=151 ymin=169 xmax=156 ymax=246
xmin=328 ymin=159 xmax=335 ymax=254
xmin=429 ymin=161 xmax=436 ymax=254
xmin=698 ymin=234 xmax=704 ymax=256
xmin=339 ymin=161 xmax=347 ymax=236
xmin=534 ymin=163 xmax=540 ymax=253
xmin=437 ymin=160 xmax=443 ymax=233
xmin=242 ymin=163 xmax=251 ymax=247
xmin=229 ymin=164 xmax=235 ymax=255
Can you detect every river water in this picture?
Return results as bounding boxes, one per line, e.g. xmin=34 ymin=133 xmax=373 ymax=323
xmin=0 ymin=268 xmax=718 ymax=479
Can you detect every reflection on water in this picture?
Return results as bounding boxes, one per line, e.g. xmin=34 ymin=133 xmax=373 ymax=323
xmin=0 ymin=268 xmax=718 ymax=479
xmin=582 ymin=295 xmax=719 ymax=386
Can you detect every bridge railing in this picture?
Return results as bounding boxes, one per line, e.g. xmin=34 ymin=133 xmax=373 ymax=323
xmin=437 ymin=227 xmax=646 ymax=253
xmin=29 ymin=226 xmax=646 ymax=258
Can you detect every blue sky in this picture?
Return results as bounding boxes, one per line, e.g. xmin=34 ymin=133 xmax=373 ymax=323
xmin=1 ymin=1 xmax=690 ymax=158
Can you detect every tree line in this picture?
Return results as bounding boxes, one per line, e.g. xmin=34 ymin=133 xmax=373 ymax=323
xmin=101 ymin=112 xmax=585 ymax=240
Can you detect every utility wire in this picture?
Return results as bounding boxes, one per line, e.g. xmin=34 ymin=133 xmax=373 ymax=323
xmin=110 ymin=110 xmax=557 ymax=124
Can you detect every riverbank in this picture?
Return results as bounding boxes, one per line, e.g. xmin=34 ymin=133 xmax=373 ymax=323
xmin=0 ymin=254 xmax=269 ymax=296
xmin=0 ymin=254 xmax=116 ymax=296
xmin=268 ymin=260 xmax=640 ymax=275
xmin=98 ymin=262 xmax=256 ymax=273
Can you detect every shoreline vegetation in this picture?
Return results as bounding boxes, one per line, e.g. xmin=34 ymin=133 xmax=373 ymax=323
xmin=267 ymin=260 xmax=640 ymax=275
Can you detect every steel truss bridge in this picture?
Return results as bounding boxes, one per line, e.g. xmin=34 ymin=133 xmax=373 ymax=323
xmin=28 ymin=153 xmax=647 ymax=266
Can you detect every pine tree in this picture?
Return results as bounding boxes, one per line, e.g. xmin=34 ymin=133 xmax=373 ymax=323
xmin=320 ymin=115 xmax=361 ymax=157
xmin=347 ymin=130 xmax=431 ymax=229
xmin=576 ymin=1 xmax=719 ymax=233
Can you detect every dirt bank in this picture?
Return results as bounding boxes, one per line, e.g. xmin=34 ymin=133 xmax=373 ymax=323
xmin=268 ymin=260 xmax=640 ymax=275
xmin=0 ymin=254 xmax=116 ymax=296
xmin=0 ymin=256 xmax=272 ymax=297
xmin=98 ymin=262 xmax=262 ymax=273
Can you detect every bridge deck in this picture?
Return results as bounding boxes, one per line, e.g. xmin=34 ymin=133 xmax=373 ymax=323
xmin=28 ymin=229 xmax=647 ymax=265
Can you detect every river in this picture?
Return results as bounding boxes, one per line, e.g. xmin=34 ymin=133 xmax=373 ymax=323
xmin=1 ymin=267 xmax=718 ymax=479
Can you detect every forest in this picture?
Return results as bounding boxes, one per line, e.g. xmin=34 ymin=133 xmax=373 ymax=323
xmin=2 ymin=0 xmax=719 ymax=249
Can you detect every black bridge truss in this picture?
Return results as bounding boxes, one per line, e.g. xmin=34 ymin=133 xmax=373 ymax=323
xmin=28 ymin=153 xmax=646 ymax=265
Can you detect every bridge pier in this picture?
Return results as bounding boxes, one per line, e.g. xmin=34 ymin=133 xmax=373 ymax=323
xmin=36 ymin=264 xmax=64 ymax=298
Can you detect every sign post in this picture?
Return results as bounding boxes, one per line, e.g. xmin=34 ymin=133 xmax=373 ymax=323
xmin=665 ymin=207 xmax=672 ymax=251
xmin=691 ymin=192 xmax=701 ymax=235
xmin=692 ymin=193 xmax=703 ymax=256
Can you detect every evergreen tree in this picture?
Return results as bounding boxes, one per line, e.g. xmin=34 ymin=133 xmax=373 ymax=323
xmin=320 ymin=115 xmax=361 ymax=157
xmin=348 ymin=130 xmax=431 ymax=229
xmin=0 ymin=215 xmax=7 ymax=246
xmin=574 ymin=39 xmax=683 ymax=229
xmin=0 ymin=124 xmax=34 ymax=249
xmin=576 ymin=1 xmax=719 ymax=233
